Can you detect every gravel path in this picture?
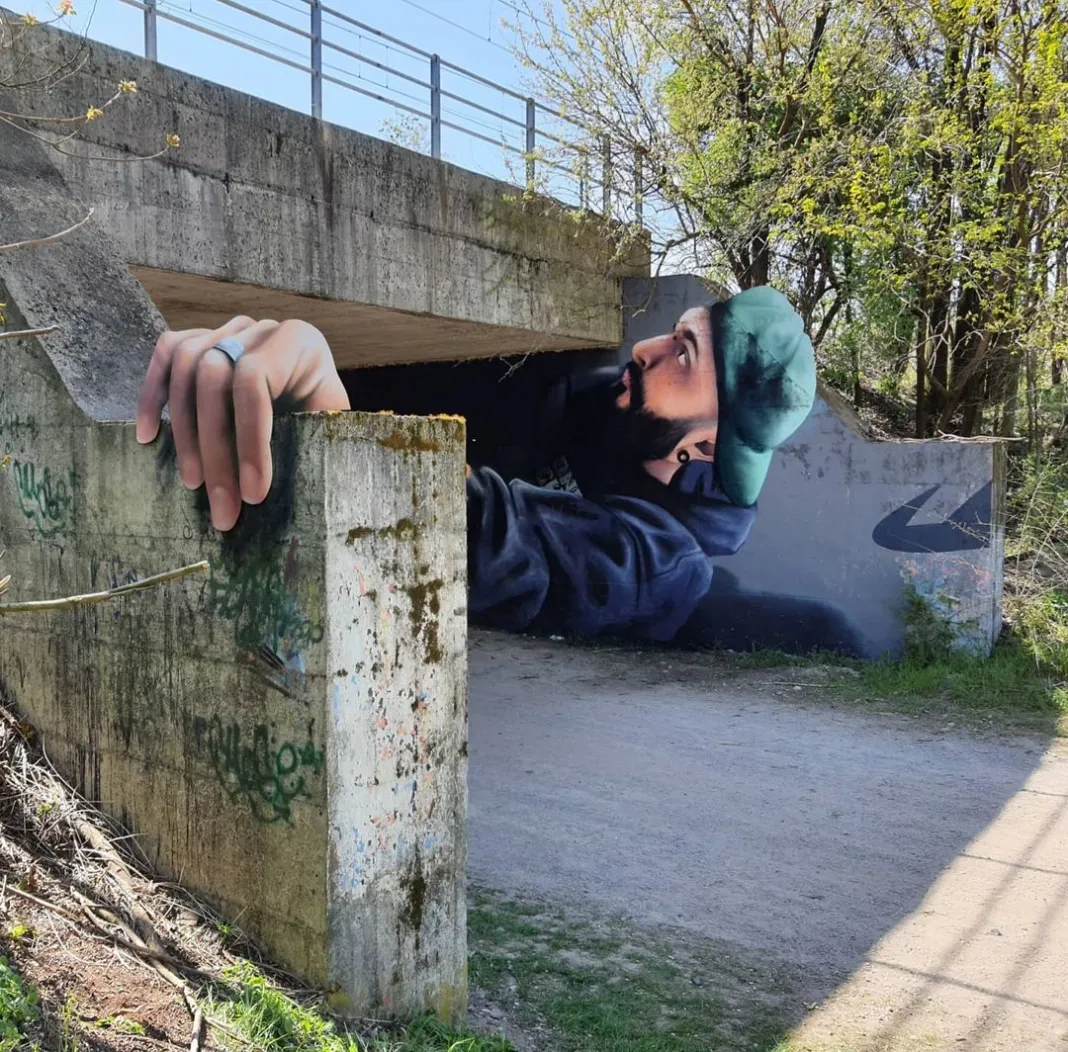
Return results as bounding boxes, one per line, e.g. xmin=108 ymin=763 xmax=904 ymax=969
xmin=467 ymin=632 xmax=1068 ymax=1051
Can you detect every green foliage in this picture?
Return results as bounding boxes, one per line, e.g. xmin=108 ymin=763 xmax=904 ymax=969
xmin=58 ymin=995 xmax=78 ymax=1052
xmin=1006 ymin=454 xmax=1068 ymax=682
xmin=0 ymin=957 xmax=38 ymax=1052
xmin=207 ymin=962 xmax=362 ymax=1052
xmin=1013 ymin=588 xmax=1068 ymax=681
xmin=516 ymin=0 xmax=1068 ymax=440
xmin=901 ymin=583 xmax=959 ymax=666
xmin=206 ymin=962 xmax=512 ymax=1052
xmin=388 ymin=1017 xmax=513 ymax=1052
xmin=469 ymin=890 xmax=794 ymax=1051
xmin=94 ymin=1016 xmax=146 ymax=1036
xmin=851 ymin=640 xmax=1068 ymax=731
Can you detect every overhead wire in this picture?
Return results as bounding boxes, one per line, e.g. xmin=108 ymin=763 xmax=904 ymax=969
xmin=494 ymin=0 xmax=576 ymax=45
xmin=157 ymin=0 xmax=307 ymax=61
xmin=260 ymin=0 xmax=308 ymax=16
xmin=393 ymin=0 xmax=512 ymax=55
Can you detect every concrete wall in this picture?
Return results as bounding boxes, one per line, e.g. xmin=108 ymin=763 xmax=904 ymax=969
xmin=1 ymin=14 xmax=646 ymax=368
xmin=623 ymin=277 xmax=1006 ymax=659
xmin=0 ymin=100 xmax=468 ymax=1020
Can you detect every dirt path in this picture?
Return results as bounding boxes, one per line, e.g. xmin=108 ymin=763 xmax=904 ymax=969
xmin=466 ymin=632 xmax=1068 ymax=1051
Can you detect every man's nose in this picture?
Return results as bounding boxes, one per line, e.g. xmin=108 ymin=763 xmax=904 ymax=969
xmin=633 ymin=333 xmax=677 ymax=370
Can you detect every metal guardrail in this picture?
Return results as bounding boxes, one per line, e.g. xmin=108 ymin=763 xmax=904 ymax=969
xmin=116 ymin=0 xmax=641 ymax=222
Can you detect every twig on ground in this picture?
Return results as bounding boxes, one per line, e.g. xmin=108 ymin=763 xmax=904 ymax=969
xmin=0 ymin=560 xmax=209 ymax=613
xmin=8 ymin=882 xmax=83 ymax=924
xmin=8 ymin=884 xmax=215 ymax=983
xmin=115 ymin=1034 xmax=189 ymax=1052
xmin=74 ymin=818 xmax=167 ymax=952
xmin=188 ymin=1004 xmax=204 ymax=1052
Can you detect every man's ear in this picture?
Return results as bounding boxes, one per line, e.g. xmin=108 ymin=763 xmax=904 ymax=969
xmin=641 ymin=425 xmax=717 ymax=485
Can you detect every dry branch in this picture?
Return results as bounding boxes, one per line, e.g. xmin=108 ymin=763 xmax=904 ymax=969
xmin=0 ymin=560 xmax=209 ymax=614
xmin=0 ymin=324 xmax=58 ymax=340
xmin=0 ymin=207 xmax=93 ymax=252
xmin=6 ymin=876 xmax=216 ymax=983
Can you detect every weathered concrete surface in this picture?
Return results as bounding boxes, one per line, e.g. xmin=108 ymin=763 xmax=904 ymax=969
xmin=624 ymin=276 xmax=1007 ymax=658
xmin=1 ymin=14 xmax=646 ymax=369
xmin=0 ymin=110 xmax=468 ymax=1021
xmin=468 ymin=632 xmax=1068 ymax=1050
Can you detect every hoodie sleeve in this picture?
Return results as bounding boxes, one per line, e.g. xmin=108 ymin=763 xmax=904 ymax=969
xmin=465 ymin=466 xmax=754 ymax=642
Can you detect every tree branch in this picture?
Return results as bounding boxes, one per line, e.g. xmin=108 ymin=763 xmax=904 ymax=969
xmin=0 ymin=208 xmax=93 ymax=253
xmin=0 ymin=325 xmax=59 ymax=341
xmin=0 ymin=561 xmax=209 ymax=614
xmin=812 ymin=292 xmax=844 ymax=349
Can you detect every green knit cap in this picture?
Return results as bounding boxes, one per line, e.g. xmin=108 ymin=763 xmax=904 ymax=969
xmin=709 ymin=287 xmax=816 ymax=507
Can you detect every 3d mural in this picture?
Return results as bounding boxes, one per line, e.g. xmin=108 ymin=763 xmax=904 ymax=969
xmin=129 ymin=276 xmax=1002 ymax=662
xmin=343 ymin=277 xmax=1004 ymax=660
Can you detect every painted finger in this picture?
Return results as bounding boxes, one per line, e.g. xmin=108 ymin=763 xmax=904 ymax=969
xmin=167 ymin=317 xmax=258 ymax=489
xmin=232 ymin=355 xmax=275 ymax=506
xmin=136 ymin=327 xmax=211 ymax=444
xmin=218 ymin=320 xmax=281 ymax=505
xmin=168 ymin=336 xmax=210 ymax=489
xmin=196 ymin=351 xmax=241 ymax=531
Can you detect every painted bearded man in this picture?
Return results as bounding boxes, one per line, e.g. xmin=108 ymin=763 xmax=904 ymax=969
xmin=137 ymin=287 xmax=861 ymax=652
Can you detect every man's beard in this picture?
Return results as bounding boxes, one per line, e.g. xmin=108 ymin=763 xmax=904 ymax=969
xmin=605 ymin=362 xmax=696 ymax=464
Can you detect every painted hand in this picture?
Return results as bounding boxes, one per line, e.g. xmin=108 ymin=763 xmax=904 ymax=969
xmin=135 ymin=316 xmax=351 ymax=531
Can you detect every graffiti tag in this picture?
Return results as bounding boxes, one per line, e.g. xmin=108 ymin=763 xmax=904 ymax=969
xmin=0 ymin=390 xmax=39 ymax=448
xmin=11 ymin=460 xmax=76 ymax=538
xmin=190 ymin=713 xmax=325 ymax=825
xmin=204 ymin=554 xmax=324 ymax=653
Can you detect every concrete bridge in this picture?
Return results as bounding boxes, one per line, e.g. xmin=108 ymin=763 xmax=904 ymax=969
xmin=8 ymin=18 xmax=646 ymax=369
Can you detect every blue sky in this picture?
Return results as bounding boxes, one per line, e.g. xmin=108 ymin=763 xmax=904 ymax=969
xmin=20 ymin=0 xmax=584 ymax=199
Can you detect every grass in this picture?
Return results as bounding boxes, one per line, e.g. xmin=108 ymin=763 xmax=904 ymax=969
xmin=0 ymin=956 xmax=38 ymax=1052
xmin=202 ymin=961 xmax=514 ymax=1052
xmin=468 ymin=888 xmax=798 ymax=1052
xmin=94 ymin=1016 xmax=146 ymax=1035
xmin=830 ymin=581 xmax=1068 ymax=734
xmin=687 ymin=597 xmax=1068 ymax=736
xmin=842 ymin=640 xmax=1068 ymax=729
xmin=728 ymin=641 xmax=1068 ymax=736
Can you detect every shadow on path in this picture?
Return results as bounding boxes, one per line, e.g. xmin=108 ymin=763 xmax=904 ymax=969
xmin=466 ymin=632 xmax=1065 ymax=1050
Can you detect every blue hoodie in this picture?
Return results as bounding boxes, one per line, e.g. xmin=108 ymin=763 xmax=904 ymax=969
xmin=342 ymin=355 xmax=756 ymax=643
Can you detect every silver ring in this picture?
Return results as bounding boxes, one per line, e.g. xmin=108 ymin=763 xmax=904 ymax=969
xmin=211 ymin=336 xmax=246 ymax=365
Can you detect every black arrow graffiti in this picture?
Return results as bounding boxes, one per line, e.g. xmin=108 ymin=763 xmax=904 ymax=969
xmin=872 ymin=482 xmax=992 ymax=553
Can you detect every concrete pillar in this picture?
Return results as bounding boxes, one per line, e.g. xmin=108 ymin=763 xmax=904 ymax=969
xmin=0 ymin=107 xmax=468 ymax=1022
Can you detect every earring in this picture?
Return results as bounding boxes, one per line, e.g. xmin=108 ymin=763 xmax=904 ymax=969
xmin=676 ymin=449 xmax=690 ymax=463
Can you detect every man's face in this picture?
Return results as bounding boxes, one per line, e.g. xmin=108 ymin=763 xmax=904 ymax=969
xmin=614 ymin=306 xmax=720 ymax=485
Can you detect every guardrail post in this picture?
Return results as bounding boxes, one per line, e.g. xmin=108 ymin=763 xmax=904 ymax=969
xmin=144 ymin=0 xmax=157 ymax=60
xmin=430 ymin=55 xmax=441 ymax=159
xmin=525 ymin=98 xmax=536 ymax=189
xmin=310 ymin=0 xmax=323 ymax=120
xmin=633 ymin=147 xmax=643 ymax=226
xmin=601 ymin=135 xmax=612 ymax=215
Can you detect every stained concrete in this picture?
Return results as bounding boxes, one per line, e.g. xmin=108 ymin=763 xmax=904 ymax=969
xmin=0 ymin=97 xmax=468 ymax=1022
xmin=1 ymin=13 xmax=646 ymax=369
xmin=468 ymin=632 xmax=1068 ymax=1050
